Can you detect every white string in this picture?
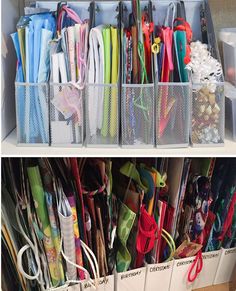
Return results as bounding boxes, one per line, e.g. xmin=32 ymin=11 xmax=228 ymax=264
xmin=81 ymin=240 xmax=100 ymax=279
xmin=58 ymin=237 xmax=97 ymax=289
xmin=16 ymin=204 xmax=46 ymax=291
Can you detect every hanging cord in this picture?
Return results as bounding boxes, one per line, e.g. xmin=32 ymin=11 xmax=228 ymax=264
xmin=57 ymin=237 xmax=99 ymax=290
xmin=161 ymin=228 xmax=176 ymax=261
xmin=187 ymin=250 xmax=203 ymax=283
xmin=16 ymin=204 xmax=46 ymax=291
xmin=164 ymin=2 xmax=176 ymax=29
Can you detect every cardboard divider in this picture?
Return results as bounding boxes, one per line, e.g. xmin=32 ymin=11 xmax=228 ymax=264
xmin=144 ymin=261 xmax=174 ymax=291
xmin=80 ymin=275 xmax=115 ymax=291
xmin=214 ymin=247 xmax=236 ymax=285
xmin=67 ymin=284 xmax=81 ymax=291
xmin=193 ymin=250 xmax=222 ymax=289
xmin=169 ymin=257 xmax=195 ymax=291
xmin=115 ymin=267 xmax=147 ymax=291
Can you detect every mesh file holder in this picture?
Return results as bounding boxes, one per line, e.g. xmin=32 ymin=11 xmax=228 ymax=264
xmin=85 ymin=83 xmax=119 ymax=147
xmin=50 ymin=83 xmax=84 ymax=146
xmin=121 ymin=84 xmax=155 ymax=147
xmin=190 ymin=0 xmax=225 ymax=146
xmin=156 ymin=82 xmax=191 ymax=148
xmin=191 ymin=83 xmax=225 ymax=146
xmin=15 ymin=82 xmax=49 ymax=146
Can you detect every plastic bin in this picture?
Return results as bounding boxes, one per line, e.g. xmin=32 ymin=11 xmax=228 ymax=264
xmin=225 ymin=82 xmax=236 ymax=141
xmin=219 ymin=28 xmax=236 ymax=86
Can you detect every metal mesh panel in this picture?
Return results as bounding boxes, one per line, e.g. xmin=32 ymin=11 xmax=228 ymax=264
xmin=191 ymin=83 xmax=225 ymax=145
xmin=15 ymin=82 xmax=49 ymax=145
xmin=121 ymin=84 xmax=154 ymax=147
xmin=50 ymin=83 xmax=83 ymax=146
xmin=85 ymin=84 xmax=119 ymax=147
xmin=156 ymin=83 xmax=190 ymax=147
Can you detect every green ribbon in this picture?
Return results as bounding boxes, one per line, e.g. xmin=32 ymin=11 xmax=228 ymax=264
xmin=116 ymin=202 xmax=136 ymax=272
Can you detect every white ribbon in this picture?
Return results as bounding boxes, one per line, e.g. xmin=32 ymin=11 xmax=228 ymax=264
xmin=186 ymin=41 xmax=223 ymax=92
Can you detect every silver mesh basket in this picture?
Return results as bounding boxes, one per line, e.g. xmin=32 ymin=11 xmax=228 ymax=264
xmin=121 ymin=84 xmax=154 ymax=147
xmin=85 ymin=83 xmax=119 ymax=147
xmin=191 ymin=83 xmax=225 ymax=146
xmin=156 ymin=83 xmax=190 ymax=148
xmin=15 ymin=82 xmax=49 ymax=145
xmin=50 ymin=83 xmax=83 ymax=146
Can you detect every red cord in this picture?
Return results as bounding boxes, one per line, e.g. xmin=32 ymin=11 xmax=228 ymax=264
xmin=187 ymin=250 xmax=203 ymax=283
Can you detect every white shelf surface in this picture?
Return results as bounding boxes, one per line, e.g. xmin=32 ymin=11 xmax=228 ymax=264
xmin=2 ymin=129 xmax=236 ymax=156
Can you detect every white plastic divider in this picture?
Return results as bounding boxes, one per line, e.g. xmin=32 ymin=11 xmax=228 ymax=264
xmin=115 ymin=267 xmax=147 ymax=291
xmin=192 ymin=250 xmax=222 ymax=289
xmin=214 ymin=247 xmax=236 ymax=285
xmin=80 ymin=275 xmax=114 ymax=291
xmin=144 ymin=261 xmax=174 ymax=291
xmin=169 ymin=257 xmax=195 ymax=291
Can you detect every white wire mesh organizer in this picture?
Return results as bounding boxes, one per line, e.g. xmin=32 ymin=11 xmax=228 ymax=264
xmin=15 ymin=82 xmax=49 ymax=146
xmin=85 ymin=83 xmax=119 ymax=147
xmin=50 ymin=83 xmax=84 ymax=147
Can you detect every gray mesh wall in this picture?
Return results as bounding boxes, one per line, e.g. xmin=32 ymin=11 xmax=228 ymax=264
xmin=15 ymin=82 xmax=49 ymax=146
xmin=226 ymin=96 xmax=236 ymax=141
xmin=121 ymin=0 xmax=155 ymax=148
xmin=121 ymin=84 xmax=155 ymax=147
xmin=191 ymin=83 xmax=225 ymax=146
xmin=50 ymin=83 xmax=84 ymax=146
xmin=156 ymin=83 xmax=190 ymax=148
xmin=85 ymin=84 xmax=119 ymax=147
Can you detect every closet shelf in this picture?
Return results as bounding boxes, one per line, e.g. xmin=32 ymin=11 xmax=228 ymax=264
xmin=2 ymin=128 xmax=236 ymax=156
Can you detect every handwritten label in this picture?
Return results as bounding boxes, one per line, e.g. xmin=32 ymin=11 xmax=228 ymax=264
xmin=150 ymin=264 xmax=171 ymax=272
xmin=202 ymin=253 xmax=219 ymax=260
xmin=225 ymin=248 xmax=236 ymax=256
xmin=83 ymin=278 xmax=109 ymax=289
xmin=120 ymin=270 xmax=142 ymax=280
xmin=176 ymin=259 xmax=194 ymax=267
